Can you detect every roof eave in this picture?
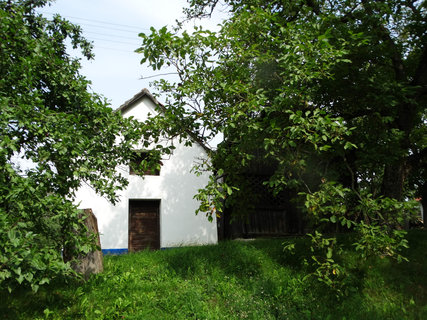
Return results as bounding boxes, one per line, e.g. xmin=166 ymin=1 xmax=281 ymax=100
xmin=115 ymin=88 xmax=212 ymax=154
xmin=115 ymin=88 xmax=164 ymax=114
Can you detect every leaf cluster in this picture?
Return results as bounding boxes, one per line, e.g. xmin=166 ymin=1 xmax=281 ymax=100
xmin=0 ymin=0 xmax=145 ymax=291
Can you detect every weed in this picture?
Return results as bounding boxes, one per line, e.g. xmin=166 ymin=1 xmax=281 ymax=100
xmin=1 ymin=230 xmax=426 ymax=319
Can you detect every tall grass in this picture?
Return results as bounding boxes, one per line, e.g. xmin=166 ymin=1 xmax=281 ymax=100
xmin=2 ymin=230 xmax=427 ymax=319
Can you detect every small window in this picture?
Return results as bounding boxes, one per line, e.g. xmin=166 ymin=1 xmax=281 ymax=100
xmin=129 ymin=151 xmax=161 ymax=176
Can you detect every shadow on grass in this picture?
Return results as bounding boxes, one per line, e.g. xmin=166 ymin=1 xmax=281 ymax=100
xmin=160 ymin=240 xmax=278 ymax=279
xmin=2 ymin=230 xmax=426 ymax=320
xmin=0 ymin=278 xmax=81 ymax=320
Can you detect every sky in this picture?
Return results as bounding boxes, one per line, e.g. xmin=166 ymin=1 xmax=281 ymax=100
xmin=37 ymin=0 xmax=225 ymax=109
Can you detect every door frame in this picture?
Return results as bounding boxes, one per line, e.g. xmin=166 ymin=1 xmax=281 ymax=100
xmin=128 ymin=199 xmax=161 ymax=251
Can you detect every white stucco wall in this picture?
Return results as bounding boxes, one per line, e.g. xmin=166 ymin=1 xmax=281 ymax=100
xmin=74 ymin=94 xmax=217 ymax=249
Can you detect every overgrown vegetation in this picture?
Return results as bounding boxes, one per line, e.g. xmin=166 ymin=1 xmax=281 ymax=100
xmin=0 ymin=0 xmax=150 ymax=292
xmin=2 ymin=231 xmax=426 ymax=319
xmin=137 ymin=0 xmax=427 ymax=289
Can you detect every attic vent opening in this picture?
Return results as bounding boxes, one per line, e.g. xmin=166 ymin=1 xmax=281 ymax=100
xmin=129 ymin=151 xmax=162 ymax=176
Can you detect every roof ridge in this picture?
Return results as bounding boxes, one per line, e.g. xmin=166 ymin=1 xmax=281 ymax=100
xmin=115 ymin=89 xmax=211 ymax=154
xmin=115 ymin=88 xmax=163 ymax=113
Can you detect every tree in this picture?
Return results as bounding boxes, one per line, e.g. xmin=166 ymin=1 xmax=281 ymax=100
xmin=138 ymin=0 xmax=426 ymax=290
xmin=0 ymin=0 xmax=144 ymax=292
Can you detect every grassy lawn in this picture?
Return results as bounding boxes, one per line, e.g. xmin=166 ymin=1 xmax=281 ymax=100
xmin=2 ymin=230 xmax=427 ymax=319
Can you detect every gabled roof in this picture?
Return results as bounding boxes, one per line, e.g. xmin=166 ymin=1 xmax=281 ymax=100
xmin=115 ymin=88 xmax=162 ymax=114
xmin=116 ymin=88 xmax=211 ymax=154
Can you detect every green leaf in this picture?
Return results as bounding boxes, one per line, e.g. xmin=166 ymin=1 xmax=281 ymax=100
xmin=327 ymin=248 xmax=333 ymax=259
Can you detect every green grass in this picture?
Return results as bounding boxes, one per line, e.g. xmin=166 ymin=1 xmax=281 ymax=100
xmin=2 ymin=230 xmax=427 ymax=319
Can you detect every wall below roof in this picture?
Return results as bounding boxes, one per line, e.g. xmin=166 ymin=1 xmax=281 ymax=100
xmin=74 ymin=94 xmax=217 ymax=249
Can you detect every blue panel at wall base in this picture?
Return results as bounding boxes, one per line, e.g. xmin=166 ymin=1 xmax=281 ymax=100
xmin=102 ymin=248 xmax=128 ymax=255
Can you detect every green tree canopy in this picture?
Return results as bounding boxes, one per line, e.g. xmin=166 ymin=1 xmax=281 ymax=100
xmin=0 ymin=0 xmax=144 ymax=291
xmin=140 ymin=0 xmax=426 ymax=202
xmin=138 ymin=0 xmax=426 ymax=288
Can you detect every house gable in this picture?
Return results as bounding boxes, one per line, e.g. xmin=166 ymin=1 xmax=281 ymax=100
xmin=75 ymin=89 xmax=217 ymax=251
xmin=117 ymin=88 xmax=211 ymax=154
xmin=115 ymin=88 xmax=159 ymax=123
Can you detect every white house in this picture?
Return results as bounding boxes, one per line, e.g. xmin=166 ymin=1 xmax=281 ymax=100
xmin=75 ymin=89 xmax=218 ymax=253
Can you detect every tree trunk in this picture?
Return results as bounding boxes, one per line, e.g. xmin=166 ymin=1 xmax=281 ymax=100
xmin=381 ymin=160 xmax=410 ymax=200
xmin=64 ymin=209 xmax=104 ymax=280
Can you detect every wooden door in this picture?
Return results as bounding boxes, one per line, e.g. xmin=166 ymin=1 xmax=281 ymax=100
xmin=129 ymin=200 xmax=160 ymax=251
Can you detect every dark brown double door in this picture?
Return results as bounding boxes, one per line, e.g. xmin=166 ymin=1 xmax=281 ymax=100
xmin=128 ymin=200 xmax=160 ymax=251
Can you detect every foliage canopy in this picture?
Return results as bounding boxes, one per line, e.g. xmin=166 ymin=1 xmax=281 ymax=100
xmin=0 ymin=0 xmax=143 ymax=291
xmin=138 ymin=0 xmax=426 ymax=289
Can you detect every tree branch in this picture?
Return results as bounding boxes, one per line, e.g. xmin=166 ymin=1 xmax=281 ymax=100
xmin=412 ymin=45 xmax=427 ymax=89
